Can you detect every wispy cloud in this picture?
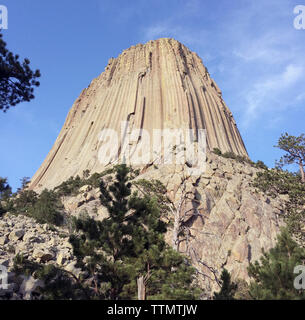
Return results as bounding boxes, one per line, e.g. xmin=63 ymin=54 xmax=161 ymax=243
xmin=141 ymin=0 xmax=305 ymax=130
xmin=242 ymin=63 xmax=304 ymax=126
xmin=143 ymin=23 xmax=209 ymax=48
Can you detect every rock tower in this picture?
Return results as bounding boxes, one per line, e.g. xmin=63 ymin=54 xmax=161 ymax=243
xmin=30 ymin=38 xmax=247 ymax=191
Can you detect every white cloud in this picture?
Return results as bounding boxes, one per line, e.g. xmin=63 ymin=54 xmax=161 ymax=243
xmin=141 ymin=0 xmax=305 ymax=130
xmin=242 ymin=63 xmax=304 ymax=127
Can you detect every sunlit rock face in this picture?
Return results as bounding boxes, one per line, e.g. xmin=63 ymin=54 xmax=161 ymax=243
xmin=30 ymin=38 xmax=247 ymax=192
xmin=23 ymin=39 xmax=286 ymax=298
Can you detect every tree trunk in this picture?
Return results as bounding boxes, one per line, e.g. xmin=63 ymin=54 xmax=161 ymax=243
xmin=172 ymin=210 xmax=180 ymax=251
xmin=137 ymin=276 xmax=146 ymax=300
xmin=299 ymin=161 xmax=305 ymax=183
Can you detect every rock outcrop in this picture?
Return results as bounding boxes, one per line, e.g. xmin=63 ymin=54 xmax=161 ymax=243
xmin=2 ymin=39 xmax=285 ymax=299
xmin=29 ymin=38 xmax=247 ymax=192
xmin=132 ymin=152 xmax=285 ymax=295
xmin=0 ymin=153 xmax=286 ymax=299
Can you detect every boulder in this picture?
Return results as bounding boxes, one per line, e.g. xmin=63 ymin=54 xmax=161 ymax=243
xmin=8 ymin=230 xmax=24 ymax=241
xmin=0 ymin=236 xmax=8 ymax=245
xmin=32 ymin=248 xmax=54 ymax=263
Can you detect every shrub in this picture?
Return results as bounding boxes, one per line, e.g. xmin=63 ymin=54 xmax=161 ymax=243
xmin=255 ymin=160 xmax=268 ymax=170
xmin=54 ymin=175 xmax=83 ymax=197
xmin=212 ymin=148 xmax=222 ymax=156
xmin=85 ymin=172 xmax=102 ymax=188
xmin=28 ymin=189 xmax=64 ymax=226
xmin=222 ymin=151 xmax=237 ymax=159
xmin=12 ymin=189 xmax=38 ymax=214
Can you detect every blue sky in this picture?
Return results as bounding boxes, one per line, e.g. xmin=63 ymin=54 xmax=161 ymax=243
xmin=0 ymin=0 xmax=304 ymax=191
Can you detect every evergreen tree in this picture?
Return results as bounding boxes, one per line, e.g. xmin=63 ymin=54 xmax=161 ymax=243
xmin=275 ymin=133 xmax=305 ymax=183
xmin=0 ymin=32 xmax=40 ymax=112
xmin=18 ymin=176 xmax=31 ymax=191
xmin=253 ymin=133 xmax=305 ymax=244
xmin=248 ymin=229 xmax=305 ymax=300
xmin=0 ymin=177 xmax=11 ymax=199
xmin=213 ymin=268 xmax=237 ymax=300
xmin=69 ymin=164 xmax=200 ymax=300
xmin=0 ymin=177 xmax=11 ymax=215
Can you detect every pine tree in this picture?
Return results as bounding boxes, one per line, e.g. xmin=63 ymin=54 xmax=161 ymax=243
xmin=0 ymin=32 xmax=40 ymax=112
xmin=0 ymin=177 xmax=11 ymax=215
xmin=213 ymin=268 xmax=237 ymax=300
xmin=248 ymin=229 xmax=305 ymax=300
xmin=69 ymin=164 xmax=200 ymax=300
xmin=275 ymin=133 xmax=305 ymax=183
xmin=0 ymin=177 xmax=11 ymax=199
xmin=121 ymin=194 xmax=199 ymax=300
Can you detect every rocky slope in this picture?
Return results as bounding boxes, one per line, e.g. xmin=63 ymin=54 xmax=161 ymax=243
xmin=0 ymin=153 xmax=285 ymax=299
xmin=0 ymin=214 xmax=78 ymax=299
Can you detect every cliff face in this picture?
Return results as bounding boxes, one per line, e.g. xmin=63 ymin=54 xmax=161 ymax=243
xmin=30 ymin=38 xmax=247 ymax=192
xmin=136 ymin=154 xmax=284 ymax=295
xmin=1 ymin=153 xmax=283 ymax=298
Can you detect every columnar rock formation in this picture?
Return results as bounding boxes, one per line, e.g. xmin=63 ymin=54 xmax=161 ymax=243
xmin=1 ymin=39 xmax=287 ymax=299
xmin=30 ymin=38 xmax=247 ymax=192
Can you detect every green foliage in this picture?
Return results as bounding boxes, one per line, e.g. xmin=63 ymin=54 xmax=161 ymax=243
xmin=275 ymin=133 xmax=305 ymax=165
xmin=70 ymin=164 xmax=199 ymax=300
xmin=134 ymin=248 xmax=200 ymax=300
xmin=253 ymin=168 xmax=305 ymax=242
xmin=13 ymin=253 xmax=87 ymax=300
xmin=248 ymin=229 xmax=305 ymax=300
xmin=0 ymin=177 xmax=12 ymax=215
xmin=12 ymin=189 xmax=38 ymax=214
xmin=54 ymin=168 xmax=116 ymax=196
xmin=0 ymin=177 xmax=12 ymax=199
xmin=82 ymin=169 xmax=90 ymax=179
xmin=9 ymin=166 xmax=199 ymax=300
xmin=212 ymin=148 xmax=222 ymax=156
xmin=255 ymin=160 xmax=268 ymax=170
xmin=233 ymin=279 xmax=252 ymax=300
xmin=0 ymin=32 xmax=40 ymax=112
xmin=35 ymin=264 xmax=88 ymax=300
xmin=18 ymin=177 xmax=31 ymax=192
xmin=13 ymin=253 xmax=41 ymax=276
xmin=54 ymin=175 xmax=83 ymax=197
xmin=222 ymin=151 xmax=254 ymax=165
xmin=28 ymin=189 xmax=63 ymax=226
xmin=253 ymin=169 xmax=302 ymax=198
xmin=89 ymin=168 xmax=115 ymax=187
xmin=222 ymin=151 xmax=236 ymax=159
xmin=213 ymin=269 xmax=237 ymax=300
xmin=212 ymin=149 xmax=255 ymax=166
xmin=275 ymin=133 xmax=305 ymax=183
xmin=132 ymin=179 xmax=170 ymax=217
xmin=0 ymin=205 xmax=5 ymax=216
